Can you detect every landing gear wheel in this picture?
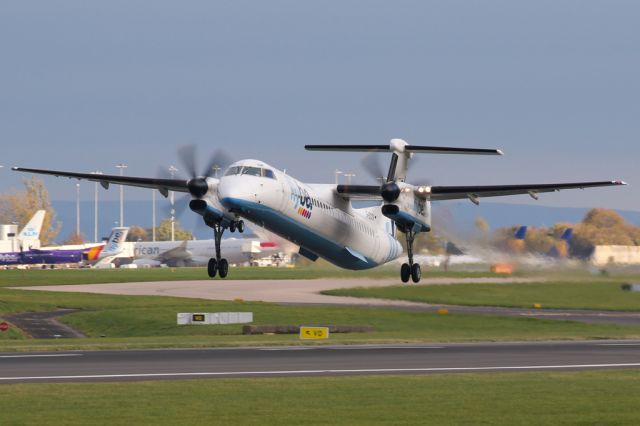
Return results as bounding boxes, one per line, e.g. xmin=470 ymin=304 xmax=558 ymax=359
xmin=411 ymin=263 xmax=421 ymax=283
xmin=229 ymin=222 xmax=236 ymax=233
xmin=207 ymin=258 xmax=218 ymax=278
xmin=237 ymin=220 xmax=244 ymax=233
xmin=218 ymin=258 xmax=229 ymax=278
xmin=400 ymin=263 xmax=411 ymax=283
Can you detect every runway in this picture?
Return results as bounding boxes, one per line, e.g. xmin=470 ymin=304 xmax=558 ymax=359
xmin=2 ymin=340 xmax=640 ymax=383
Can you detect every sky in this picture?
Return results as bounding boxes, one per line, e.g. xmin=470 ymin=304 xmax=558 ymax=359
xmin=1 ymin=1 xmax=638 ymax=214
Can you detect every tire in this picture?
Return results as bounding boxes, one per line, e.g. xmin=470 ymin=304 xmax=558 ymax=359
xmin=238 ymin=220 xmax=244 ymax=233
xmin=400 ymin=263 xmax=411 ymax=283
xmin=207 ymin=258 xmax=217 ymax=278
xmin=229 ymin=222 xmax=236 ymax=233
xmin=411 ymin=263 xmax=421 ymax=283
xmin=218 ymin=258 xmax=229 ymax=278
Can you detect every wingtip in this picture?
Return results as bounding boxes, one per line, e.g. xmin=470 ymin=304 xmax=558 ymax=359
xmin=496 ymin=149 xmax=504 ymax=156
xmin=613 ymin=179 xmax=628 ymax=186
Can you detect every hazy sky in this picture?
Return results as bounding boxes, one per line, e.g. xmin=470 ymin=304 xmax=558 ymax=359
xmin=1 ymin=1 xmax=637 ymax=211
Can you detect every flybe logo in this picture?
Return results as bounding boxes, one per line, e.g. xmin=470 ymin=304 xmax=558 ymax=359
xmin=105 ymin=230 xmax=126 ymax=253
xmin=289 ymin=181 xmax=313 ymax=220
xmin=0 ymin=254 xmax=19 ymax=262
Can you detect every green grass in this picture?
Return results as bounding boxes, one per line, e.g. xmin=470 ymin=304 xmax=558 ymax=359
xmin=2 ymin=370 xmax=640 ymax=425
xmin=323 ymin=281 xmax=640 ymax=311
xmin=2 ymin=285 xmax=640 ymax=351
xmin=0 ymin=266 xmax=507 ymax=287
xmin=0 ymin=319 xmax=25 ymax=340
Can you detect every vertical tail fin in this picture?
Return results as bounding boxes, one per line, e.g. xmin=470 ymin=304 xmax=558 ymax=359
xmin=18 ymin=210 xmax=46 ymax=240
xmin=513 ymin=226 xmax=528 ymax=240
xmin=98 ymin=227 xmax=129 ymax=259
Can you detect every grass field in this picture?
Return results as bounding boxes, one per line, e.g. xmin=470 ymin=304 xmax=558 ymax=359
xmin=0 ymin=266 xmax=512 ymax=287
xmin=2 ymin=284 xmax=640 ymax=351
xmin=323 ymin=281 xmax=640 ymax=311
xmin=2 ymin=370 xmax=640 ymax=425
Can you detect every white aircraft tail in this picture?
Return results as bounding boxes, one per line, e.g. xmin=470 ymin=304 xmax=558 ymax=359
xmin=18 ymin=210 xmax=46 ymax=240
xmin=98 ymin=227 xmax=130 ymax=259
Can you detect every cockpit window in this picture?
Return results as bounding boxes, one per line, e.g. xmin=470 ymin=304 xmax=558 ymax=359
xmin=262 ymin=169 xmax=276 ymax=179
xmin=224 ymin=166 xmax=277 ymax=179
xmin=224 ymin=166 xmax=242 ymax=176
xmin=241 ymin=166 xmax=262 ymax=176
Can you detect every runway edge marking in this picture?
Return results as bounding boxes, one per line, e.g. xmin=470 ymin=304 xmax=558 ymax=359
xmin=3 ymin=363 xmax=640 ymax=381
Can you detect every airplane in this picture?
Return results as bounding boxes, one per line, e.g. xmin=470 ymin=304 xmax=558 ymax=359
xmin=0 ymin=210 xmax=46 ymax=253
xmin=86 ymin=227 xmax=130 ymax=266
xmin=12 ymin=138 xmax=626 ymax=282
xmin=129 ymin=237 xmax=279 ymax=267
xmin=0 ymin=227 xmax=128 ymax=267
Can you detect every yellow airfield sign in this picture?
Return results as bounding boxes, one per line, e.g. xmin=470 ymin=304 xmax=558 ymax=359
xmin=299 ymin=326 xmax=329 ymax=340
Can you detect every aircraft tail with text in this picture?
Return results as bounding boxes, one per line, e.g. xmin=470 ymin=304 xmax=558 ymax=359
xmin=18 ymin=210 xmax=46 ymax=241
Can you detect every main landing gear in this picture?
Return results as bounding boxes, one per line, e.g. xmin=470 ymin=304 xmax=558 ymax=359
xmin=400 ymin=228 xmax=421 ymax=283
xmin=207 ymin=219 xmax=244 ymax=279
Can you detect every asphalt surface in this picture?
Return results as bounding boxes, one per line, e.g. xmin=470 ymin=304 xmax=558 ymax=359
xmin=4 ymin=310 xmax=85 ymax=339
xmin=2 ymin=341 xmax=640 ymax=383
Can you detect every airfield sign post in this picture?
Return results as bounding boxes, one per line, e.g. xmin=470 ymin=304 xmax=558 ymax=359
xmin=299 ymin=326 xmax=329 ymax=340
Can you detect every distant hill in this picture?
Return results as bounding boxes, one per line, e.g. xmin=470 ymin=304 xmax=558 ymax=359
xmin=50 ymin=199 xmax=640 ymax=244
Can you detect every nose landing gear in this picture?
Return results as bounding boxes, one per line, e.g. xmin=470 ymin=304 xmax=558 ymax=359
xmin=400 ymin=228 xmax=421 ymax=283
xmin=207 ymin=221 xmax=230 ymax=278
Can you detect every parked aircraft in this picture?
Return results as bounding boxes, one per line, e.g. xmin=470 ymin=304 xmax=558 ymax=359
xmin=0 ymin=210 xmax=46 ymax=253
xmin=13 ymin=139 xmax=626 ymax=282
xmin=0 ymin=227 xmax=128 ymax=267
xmin=130 ymin=237 xmax=278 ymax=267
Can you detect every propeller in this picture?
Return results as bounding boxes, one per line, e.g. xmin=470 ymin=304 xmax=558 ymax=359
xmin=159 ymin=145 xmax=233 ymax=221
xmin=177 ymin=144 xmax=232 ymax=198
xmin=359 ymin=152 xmax=428 ymax=203
xmin=360 ymin=152 xmax=401 ymax=202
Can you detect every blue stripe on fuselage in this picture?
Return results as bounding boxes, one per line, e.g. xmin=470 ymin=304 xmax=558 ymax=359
xmin=221 ymin=197 xmax=378 ymax=270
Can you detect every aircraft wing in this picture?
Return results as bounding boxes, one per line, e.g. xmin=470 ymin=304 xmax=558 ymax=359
xmin=418 ymin=180 xmax=627 ymax=201
xmin=12 ymin=167 xmax=189 ymax=197
xmin=156 ymin=241 xmax=192 ymax=263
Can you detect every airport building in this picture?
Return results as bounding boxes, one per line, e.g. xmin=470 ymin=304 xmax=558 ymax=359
xmin=590 ymin=245 xmax=640 ymax=266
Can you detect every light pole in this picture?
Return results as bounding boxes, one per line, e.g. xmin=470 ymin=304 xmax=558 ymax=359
xmin=115 ymin=163 xmax=128 ymax=227
xmin=168 ymin=165 xmax=178 ymax=241
xmin=91 ymin=171 xmax=102 ymax=242
xmin=334 ymin=169 xmax=342 ymax=185
xmin=344 ymin=173 xmax=355 ymax=185
xmin=152 ymin=189 xmax=156 ymax=242
xmin=75 ymin=183 xmax=81 ymax=237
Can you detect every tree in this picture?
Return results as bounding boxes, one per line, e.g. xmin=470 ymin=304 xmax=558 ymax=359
xmin=474 ymin=216 xmax=490 ymax=242
xmin=152 ymin=219 xmax=193 ymax=241
xmin=0 ymin=177 xmax=60 ymax=244
xmin=570 ymin=209 xmax=640 ymax=258
xmin=62 ymin=232 xmax=86 ymax=245
xmin=127 ymin=226 xmax=150 ymax=242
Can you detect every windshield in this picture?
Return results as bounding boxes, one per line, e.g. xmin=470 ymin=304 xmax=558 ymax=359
xmin=224 ymin=166 xmax=276 ymax=179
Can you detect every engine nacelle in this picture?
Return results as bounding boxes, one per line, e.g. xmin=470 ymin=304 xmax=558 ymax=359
xmin=381 ymin=184 xmax=431 ymax=233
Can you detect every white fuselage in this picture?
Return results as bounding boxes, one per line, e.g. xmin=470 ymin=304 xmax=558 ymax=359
xmin=215 ymin=160 xmax=406 ymax=269
xmin=130 ymin=238 xmax=277 ymax=267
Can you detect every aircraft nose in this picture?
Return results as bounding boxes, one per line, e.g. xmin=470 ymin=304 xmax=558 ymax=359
xmin=218 ymin=178 xmax=255 ymax=211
